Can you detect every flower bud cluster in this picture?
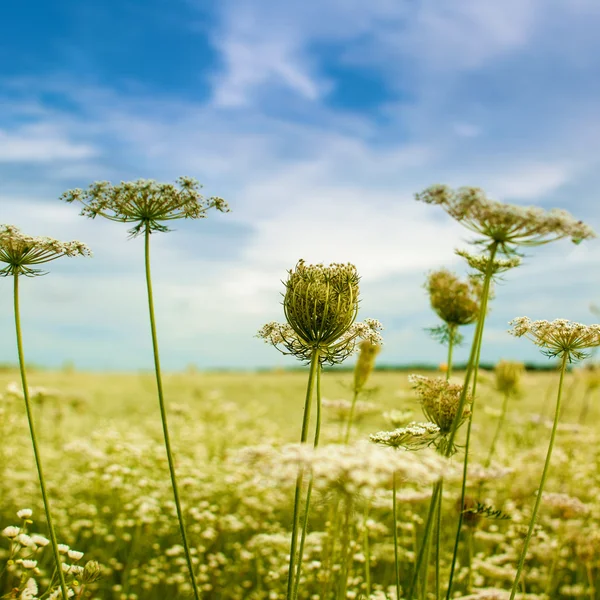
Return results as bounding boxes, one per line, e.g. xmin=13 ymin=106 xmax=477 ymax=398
xmin=0 ymin=225 xmax=91 ymax=277
xmin=408 ymin=375 xmax=472 ymax=449
xmin=425 ymin=268 xmax=481 ymax=327
xmin=259 ymin=261 xmax=382 ymax=365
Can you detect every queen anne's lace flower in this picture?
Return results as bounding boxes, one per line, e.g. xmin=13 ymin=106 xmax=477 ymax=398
xmin=369 ymin=422 xmax=441 ymax=450
xmin=61 ymin=177 xmax=229 ymax=237
xmin=416 ymin=185 xmax=595 ymax=253
xmin=409 ymin=375 xmax=471 ymax=435
xmin=455 ymin=249 xmax=521 ymax=275
xmin=509 ymin=317 xmax=600 ymax=362
xmin=425 ymin=268 xmax=481 ymax=327
xmin=0 ymin=225 xmax=91 ymax=277
xmin=257 ymin=261 xmax=383 ymax=365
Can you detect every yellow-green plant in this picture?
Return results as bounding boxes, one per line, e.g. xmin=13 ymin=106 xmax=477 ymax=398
xmin=345 ymin=339 xmax=381 ymax=443
xmin=62 ymin=178 xmax=228 ymax=600
xmin=0 ymin=225 xmax=91 ymax=600
xmin=414 ymin=185 xmax=595 ymax=599
xmin=257 ymin=259 xmax=382 ymax=600
xmin=508 ymin=318 xmax=600 ymax=599
xmin=424 ymin=269 xmax=481 ymax=379
xmin=370 ymin=422 xmax=441 ymax=600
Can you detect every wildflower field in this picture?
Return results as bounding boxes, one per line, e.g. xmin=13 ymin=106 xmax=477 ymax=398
xmin=2 ymin=183 xmax=600 ymax=600
xmin=1 ymin=367 xmax=599 ymax=600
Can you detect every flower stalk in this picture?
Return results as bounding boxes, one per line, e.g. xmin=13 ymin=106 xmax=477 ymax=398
xmin=287 ymin=349 xmax=320 ymax=600
xmin=508 ymin=352 xmax=569 ymax=598
xmin=13 ymin=273 xmax=69 ymax=600
xmin=144 ymin=224 xmax=200 ymax=600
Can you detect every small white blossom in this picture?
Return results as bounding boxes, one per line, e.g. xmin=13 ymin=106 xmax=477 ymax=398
xmin=2 ymin=525 xmax=19 ymax=538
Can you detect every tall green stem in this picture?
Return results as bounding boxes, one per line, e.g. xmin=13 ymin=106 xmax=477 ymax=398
xmin=509 ymin=352 xmax=569 ymax=599
xmin=13 ymin=273 xmax=69 ymax=600
xmin=144 ymin=226 xmax=200 ymax=600
xmin=445 ymin=242 xmax=498 ymax=599
xmin=407 ymin=480 xmax=442 ymax=598
xmin=344 ymin=388 xmax=360 ymax=444
xmin=393 ymin=469 xmax=401 ymax=600
xmin=293 ymin=365 xmax=322 ymax=599
xmin=435 ymin=480 xmax=443 ymax=600
xmin=287 ymin=349 xmax=320 ymax=600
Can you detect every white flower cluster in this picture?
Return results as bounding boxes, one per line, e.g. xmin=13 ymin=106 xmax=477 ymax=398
xmin=61 ymin=177 xmax=229 ymax=237
xmin=0 ymin=225 xmax=91 ymax=277
xmin=416 ymin=185 xmax=595 ymax=252
xmin=509 ymin=317 xmax=600 ymax=361
xmin=369 ymin=422 xmax=441 ymax=450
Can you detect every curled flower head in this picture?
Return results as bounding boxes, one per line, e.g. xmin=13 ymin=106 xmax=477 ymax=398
xmin=258 ymin=260 xmax=382 ymax=364
xmin=494 ymin=360 xmax=524 ymax=397
xmin=409 ymin=375 xmax=472 ymax=451
xmin=509 ymin=317 xmax=600 ymax=362
xmin=0 ymin=225 xmax=91 ymax=277
xmin=284 ymin=259 xmax=359 ymax=345
xmin=61 ymin=177 xmax=229 ymax=237
xmin=455 ymin=249 xmax=521 ymax=276
xmin=416 ymin=184 xmax=595 ymax=254
xmin=425 ymin=268 xmax=481 ymax=327
xmin=369 ymin=421 xmax=441 ymax=450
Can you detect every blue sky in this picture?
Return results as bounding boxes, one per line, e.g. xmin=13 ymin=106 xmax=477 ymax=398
xmin=1 ymin=0 xmax=600 ymax=370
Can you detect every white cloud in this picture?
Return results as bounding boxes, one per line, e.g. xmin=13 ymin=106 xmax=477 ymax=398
xmin=0 ymin=123 xmax=96 ymax=163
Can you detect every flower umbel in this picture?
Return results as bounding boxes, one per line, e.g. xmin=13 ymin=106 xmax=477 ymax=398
xmin=0 ymin=225 xmax=91 ymax=277
xmin=416 ymin=185 xmax=595 ymax=253
xmin=509 ymin=317 xmax=600 ymax=362
xmin=257 ymin=260 xmax=382 ymax=365
xmin=425 ymin=268 xmax=481 ymax=328
xmin=370 ymin=422 xmax=441 ymax=450
xmin=455 ymin=249 xmax=521 ymax=276
xmin=409 ymin=375 xmax=471 ymax=435
xmin=61 ymin=177 xmax=230 ymax=237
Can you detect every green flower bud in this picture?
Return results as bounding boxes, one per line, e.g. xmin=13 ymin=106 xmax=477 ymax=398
xmin=283 ymin=259 xmax=359 ymax=346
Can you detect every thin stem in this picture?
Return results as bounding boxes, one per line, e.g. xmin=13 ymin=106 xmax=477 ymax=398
xmin=287 ymin=349 xmax=320 ymax=600
xmin=407 ymin=480 xmax=442 ymax=599
xmin=144 ymin=225 xmax=200 ymax=600
xmin=485 ymin=392 xmax=510 ymax=468
xmin=13 ymin=273 xmax=69 ymax=600
xmin=337 ymin=498 xmax=353 ymax=600
xmin=445 ymin=243 xmax=498 ymax=599
xmin=344 ymin=388 xmax=360 ymax=444
xmin=435 ymin=480 xmax=443 ymax=600
xmin=363 ymin=500 xmax=372 ymax=598
xmin=293 ymin=365 xmax=323 ymax=599
xmin=393 ymin=469 xmax=401 ymax=600
xmin=508 ymin=352 xmax=569 ymax=600
xmin=467 ymin=529 xmax=474 ymax=593
xmin=446 ymin=326 xmax=456 ymax=381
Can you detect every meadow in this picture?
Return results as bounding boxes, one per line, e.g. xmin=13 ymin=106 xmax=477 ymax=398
xmin=1 ymin=366 xmax=599 ymax=599
xmin=1 ymin=183 xmax=599 ymax=600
